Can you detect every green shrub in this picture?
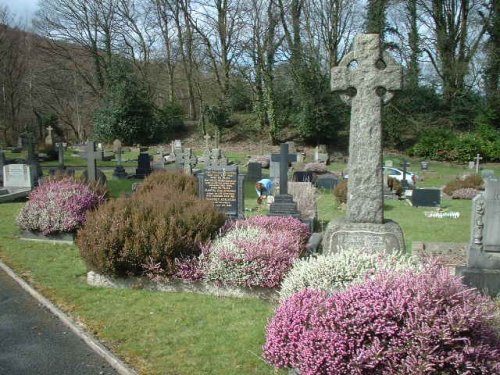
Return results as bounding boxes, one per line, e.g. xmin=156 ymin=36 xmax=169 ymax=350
xmin=333 ymin=180 xmax=347 ymax=204
xmin=443 ymin=174 xmax=484 ymax=196
xmin=409 ymin=128 xmax=455 ymax=161
xmin=77 ymin=179 xmax=226 ymax=277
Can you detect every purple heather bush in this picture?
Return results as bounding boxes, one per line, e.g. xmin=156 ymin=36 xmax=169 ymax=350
xmin=17 ymin=177 xmax=106 ymax=235
xmin=264 ymin=266 xmax=500 ymax=375
xmin=452 ymin=187 xmax=481 ymax=200
xmin=201 ymin=216 xmax=310 ymax=288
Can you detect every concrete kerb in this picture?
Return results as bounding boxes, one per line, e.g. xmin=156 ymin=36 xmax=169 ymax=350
xmin=0 ymin=259 xmax=137 ymax=375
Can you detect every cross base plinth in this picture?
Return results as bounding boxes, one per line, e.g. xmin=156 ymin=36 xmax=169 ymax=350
xmin=322 ymin=218 xmax=405 ymax=255
xmin=113 ymin=166 xmax=128 ymax=179
xmin=267 ymin=194 xmax=300 ymax=218
xmin=455 ymin=267 xmax=500 ymax=297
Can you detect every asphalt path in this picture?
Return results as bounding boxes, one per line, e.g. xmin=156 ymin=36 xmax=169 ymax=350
xmin=0 ymin=268 xmax=118 ymax=375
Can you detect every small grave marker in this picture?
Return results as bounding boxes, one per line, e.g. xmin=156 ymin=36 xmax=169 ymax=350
xmin=475 ymin=154 xmax=483 ymax=174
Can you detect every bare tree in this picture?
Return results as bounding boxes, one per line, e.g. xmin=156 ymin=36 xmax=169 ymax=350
xmin=418 ymin=0 xmax=492 ymax=106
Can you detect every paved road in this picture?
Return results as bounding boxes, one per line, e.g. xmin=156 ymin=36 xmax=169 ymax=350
xmin=0 ymin=268 xmax=118 ymax=375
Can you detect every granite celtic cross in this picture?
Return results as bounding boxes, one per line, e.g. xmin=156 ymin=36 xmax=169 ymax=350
xmin=331 ymin=34 xmax=402 ymax=224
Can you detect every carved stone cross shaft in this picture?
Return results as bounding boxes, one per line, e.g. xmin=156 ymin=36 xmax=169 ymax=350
xmin=271 ymin=143 xmax=297 ymax=196
xmin=331 ymin=34 xmax=402 ymax=224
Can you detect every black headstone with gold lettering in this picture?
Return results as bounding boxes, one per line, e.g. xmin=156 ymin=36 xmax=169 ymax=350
xmin=197 ymin=165 xmax=245 ymax=219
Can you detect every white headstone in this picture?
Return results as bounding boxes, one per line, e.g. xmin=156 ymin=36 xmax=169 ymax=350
xmin=3 ymin=164 xmax=33 ymax=189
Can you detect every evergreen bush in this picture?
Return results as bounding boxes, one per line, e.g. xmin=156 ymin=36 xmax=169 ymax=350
xmin=17 ymin=177 xmax=106 ymax=235
xmin=264 ymin=267 xmax=500 ymax=374
xmin=279 ymin=248 xmax=421 ymax=301
xmin=202 ymin=216 xmax=310 ymax=288
xmin=77 ymin=173 xmax=226 ymax=277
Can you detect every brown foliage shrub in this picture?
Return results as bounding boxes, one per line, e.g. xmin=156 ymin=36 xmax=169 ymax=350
xmin=443 ymin=174 xmax=484 ymax=196
xmin=137 ymin=170 xmax=198 ymax=196
xmin=77 ymin=182 xmax=226 ymax=277
xmin=387 ymin=177 xmax=403 ymax=197
xmin=334 ymin=180 xmax=348 ymax=204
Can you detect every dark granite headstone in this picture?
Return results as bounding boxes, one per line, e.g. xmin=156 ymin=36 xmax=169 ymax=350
xmin=315 ymin=174 xmax=339 ymax=190
xmin=135 ymin=153 xmax=152 ymax=178
xmin=197 ymin=165 xmax=245 ymax=219
xmin=412 ymin=189 xmax=441 ymax=207
xmin=292 ymin=171 xmax=315 ymax=183
xmin=247 ymin=162 xmax=262 ymax=180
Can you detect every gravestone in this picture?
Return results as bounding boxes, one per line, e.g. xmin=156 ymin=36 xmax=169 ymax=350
xmin=112 ymin=140 xmax=128 ymax=179
xmin=456 ymin=179 xmax=500 ymax=296
xmin=315 ymin=174 xmax=339 ymax=190
xmin=0 ymin=164 xmax=34 ymax=203
xmin=135 ymin=153 xmax=152 ymax=178
xmin=197 ymin=165 xmax=245 ymax=219
xmin=82 ymin=141 xmax=107 ymax=185
xmin=384 ymin=159 xmax=393 ymax=167
xmin=474 ymin=154 xmax=482 ymax=174
xmin=323 ymin=34 xmax=405 ymax=255
xmin=45 ymin=126 xmax=54 ymax=147
xmin=268 ymin=143 xmax=300 ymax=218
xmin=247 ymin=162 xmax=262 ymax=181
xmin=49 ymin=143 xmax=74 ymax=177
xmin=468 ymin=161 xmax=475 ymax=170
xmin=412 ymin=189 xmax=441 ymax=207
xmin=206 ymin=148 xmax=228 ymax=168
xmin=270 ymin=160 xmax=280 ymax=181
xmin=314 ymin=145 xmax=329 ymax=164
xmin=176 ymin=148 xmax=197 ymax=174
xmin=292 ymin=171 xmax=315 ymax=183
xmin=420 ymin=161 xmax=429 ymax=171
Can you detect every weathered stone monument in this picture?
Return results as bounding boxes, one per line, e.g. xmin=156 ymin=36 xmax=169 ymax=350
xmin=0 ymin=164 xmax=34 ymax=203
xmin=112 ymin=139 xmax=128 ymax=179
xmin=45 ymin=126 xmax=54 ymax=147
xmin=323 ymin=34 xmax=405 ymax=255
xmin=456 ymin=179 xmax=500 ymax=296
xmin=268 ymin=143 xmax=300 ymax=218
xmin=176 ymin=148 xmax=198 ymax=174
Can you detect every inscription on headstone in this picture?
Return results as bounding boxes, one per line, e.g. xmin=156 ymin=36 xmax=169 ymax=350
xmin=197 ymin=165 xmax=245 ymax=219
xmin=4 ymin=164 xmax=33 ymax=189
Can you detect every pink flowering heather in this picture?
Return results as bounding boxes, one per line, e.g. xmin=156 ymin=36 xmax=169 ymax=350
xmin=264 ymin=266 xmax=500 ymax=375
xmin=452 ymin=187 xmax=481 ymax=200
xmin=201 ymin=216 xmax=310 ymax=288
xmin=17 ymin=178 xmax=106 ymax=235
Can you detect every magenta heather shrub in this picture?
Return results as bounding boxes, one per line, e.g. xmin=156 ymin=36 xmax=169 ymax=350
xmin=201 ymin=216 xmax=310 ymax=288
xmin=17 ymin=177 xmax=106 ymax=235
xmin=452 ymin=187 xmax=481 ymax=199
xmin=264 ymin=266 xmax=500 ymax=374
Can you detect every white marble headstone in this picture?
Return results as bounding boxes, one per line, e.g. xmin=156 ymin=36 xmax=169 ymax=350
xmin=3 ymin=164 xmax=33 ymax=189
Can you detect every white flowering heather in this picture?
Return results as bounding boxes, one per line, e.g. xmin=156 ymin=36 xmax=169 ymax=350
xmin=202 ymin=216 xmax=310 ymax=288
xmin=279 ymin=247 xmax=422 ymax=301
xmin=17 ymin=178 xmax=106 ymax=235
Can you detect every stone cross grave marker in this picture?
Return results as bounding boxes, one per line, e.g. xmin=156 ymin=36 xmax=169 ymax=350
xmin=323 ymin=34 xmax=405 ymax=256
xmin=85 ymin=141 xmax=101 ymax=182
xmin=268 ymin=143 xmax=300 ymax=218
xmin=330 ymin=34 xmax=401 ymax=224
xmin=475 ymin=153 xmax=483 ymax=174
xmin=176 ymin=148 xmax=197 ymax=174
xmin=457 ymin=179 xmax=500 ymax=296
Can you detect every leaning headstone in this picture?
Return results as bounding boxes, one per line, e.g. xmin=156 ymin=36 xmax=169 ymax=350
xmin=268 ymin=143 xmax=300 ymax=218
xmin=197 ymin=165 xmax=245 ymax=219
xmin=456 ymin=179 xmax=500 ymax=297
xmin=135 ymin=153 xmax=152 ymax=178
xmin=323 ymin=33 xmax=405 ymax=255
xmin=246 ymin=162 xmax=262 ymax=181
